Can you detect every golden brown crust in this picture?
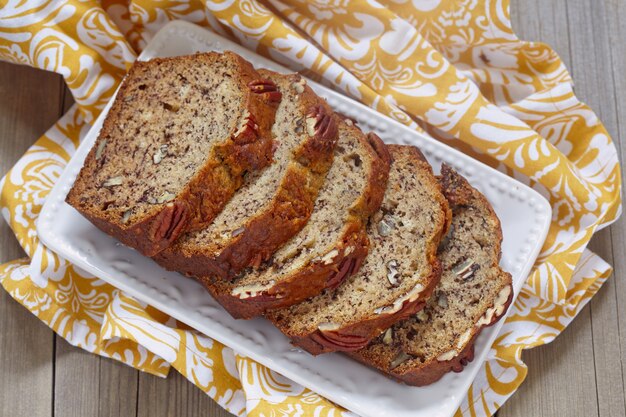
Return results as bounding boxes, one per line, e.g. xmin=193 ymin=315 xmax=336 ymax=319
xmin=184 ymin=53 xmax=278 ymax=230
xmin=361 ymin=133 xmax=393 ymax=215
xmin=194 ymin=128 xmax=391 ymax=319
xmin=348 ymin=285 xmax=513 ymax=386
xmin=205 ymin=225 xmax=370 ymax=319
xmin=66 ymin=52 xmax=279 ymax=256
xmin=153 ymin=72 xmax=338 ymax=278
xmin=291 ymin=259 xmax=441 ymax=355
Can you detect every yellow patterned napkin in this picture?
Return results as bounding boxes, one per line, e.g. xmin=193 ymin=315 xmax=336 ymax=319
xmin=0 ymin=1 xmax=621 ymax=416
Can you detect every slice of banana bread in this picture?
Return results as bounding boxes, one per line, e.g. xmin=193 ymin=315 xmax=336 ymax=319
xmin=200 ymin=123 xmax=391 ymax=319
xmin=266 ymin=145 xmax=450 ymax=355
xmin=66 ymin=52 xmax=279 ymax=256
xmin=153 ymin=71 xmax=339 ymax=278
xmin=349 ymin=165 xmax=513 ymax=386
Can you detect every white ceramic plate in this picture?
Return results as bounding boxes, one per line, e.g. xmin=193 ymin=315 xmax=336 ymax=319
xmin=38 ymin=21 xmax=552 ymax=417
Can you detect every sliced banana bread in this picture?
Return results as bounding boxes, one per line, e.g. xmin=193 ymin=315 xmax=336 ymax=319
xmin=67 ymin=52 xmax=279 ymax=256
xmin=200 ymin=123 xmax=391 ymax=319
xmin=349 ymin=165 xmax=513 ymax=386
xmin=266 ymin=145 xmax=450 ymax=355
xmin=153 ymin=71 xmax=339 ymax=278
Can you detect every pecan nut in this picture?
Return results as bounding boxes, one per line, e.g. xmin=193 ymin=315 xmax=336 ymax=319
xmin=248 ymin=79 xmax=282 ymax=103
xmin=231 ymin=280 xmax=284 ymax=302
xmin=374 ymin=283 xmax=426 ymax=316
xmin=153 ymin=201 xmax=187 ymax=243
xmin=326 ymin=254 xmax=364 ymax=289
xmin=237 ymin=292 xmax=279 ymax=303
xmin=232 ymin=114 xmax=259 ymax=145
xmin=310 ymin=329 xmax=370 ymax=351
xmin=305 ymin=105 xmax=338 ymax=146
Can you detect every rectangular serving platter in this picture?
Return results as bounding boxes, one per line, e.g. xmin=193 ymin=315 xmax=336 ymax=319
xmin=37 ymin=20 xmax=552 ymax=417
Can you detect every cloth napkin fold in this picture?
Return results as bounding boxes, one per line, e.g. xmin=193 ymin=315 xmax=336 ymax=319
xmin=0 ymin=1 xmax=621 ymax=416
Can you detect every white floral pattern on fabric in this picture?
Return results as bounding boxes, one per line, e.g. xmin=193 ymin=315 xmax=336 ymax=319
xmin=0 ymin=1 xmax=621 ymax=416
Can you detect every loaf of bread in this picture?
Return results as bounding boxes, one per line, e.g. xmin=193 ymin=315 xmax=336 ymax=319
xmin=349 ymin=165 xmax=513 ymax=386
xmin=153 ymin=71 xmax=338 ymax=278
xmin=266 ymin=145 xmax=450 ymax=355
xmin=66 ymin=52 xmax=279 ymax=256
xmin=67 ymin=50 xmax=513 ymax=386
xmin=198 ymin=121 xmax=391 ymax=319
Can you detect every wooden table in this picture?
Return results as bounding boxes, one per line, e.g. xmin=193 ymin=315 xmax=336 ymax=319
xmin=1 ymin=2 xmax=624 ymax=416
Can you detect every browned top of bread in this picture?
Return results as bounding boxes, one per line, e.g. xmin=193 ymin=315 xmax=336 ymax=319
xmin=349 ymin=165 xmax=513 ymax=386
xmin=153 ymin=71 xmax=338 ymax=278
xmin=267 ymin=145 xmax=450 ymax=354
xmin=66 ymin=51 xmax=278 ymax=256
xmin=199 ymin=121 xmax=391 ymax=319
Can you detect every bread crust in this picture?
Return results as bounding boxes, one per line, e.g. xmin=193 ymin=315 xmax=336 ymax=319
xmin=349 ymin=282 xmax=513 ymax=386
xmin=269 ymin=145 xmax=450 ymax=355
xmin=202 ymin=226 xmax=370 ymax=319
xmin=153 ymin=72 xmax=340 ymax=278
xmin=290 ymin=258 xmax=442 ymax=355
xmin=66 ymin=52 xmax=278 ymax=256
xmin=199 ymin=130 xmax=391 ymax=319
xmin=348 ymin=165 xmax=514 ymax=386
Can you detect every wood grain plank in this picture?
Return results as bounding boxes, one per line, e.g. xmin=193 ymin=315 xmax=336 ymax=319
xmin=499 ymin=307 xmax=599 ymax=417
xmin=54 ymin=337 xmax=139 ymax=417
xmin=97 ymin=357 xmax=139 ymax=417
xmin=137 ymin=370 xmax=232 ymax=417
xmin=54 ymin=338 xmax=100 ymax=417
xmin=0 ymin=293 xmax=55 ymax=417
xmin=564 ymin=0 xmax=620 ymax=132
xmin=500 ymin=1 xmax=607 ymax=416
xmin=589 ymin=229 xmax=626 ymax=417
xmin=561 ymin=0 xmax=625 ymax=415
xmin=605 ymin=0 xmax=626 ymax=412
xmin=0 ymin=62 xmax=63 ymax=417
xmin=600 ymin=0 xmax=626 ymax=413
